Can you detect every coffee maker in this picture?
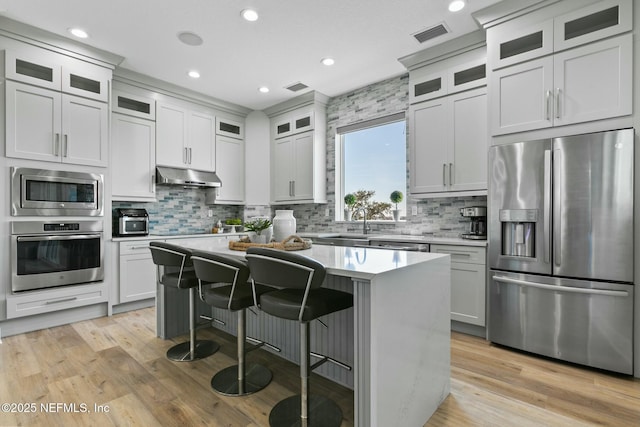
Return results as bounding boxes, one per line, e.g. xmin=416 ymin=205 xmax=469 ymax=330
xmin=460 ymin=206 xmax=487 ymax=240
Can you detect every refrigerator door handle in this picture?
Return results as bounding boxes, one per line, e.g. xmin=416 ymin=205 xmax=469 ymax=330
xmin=543 ymin=150 xmax=551 ymax=264
xmin=492 ymin=276 xmax=629 ymax=297
xmin=553 ymin=148 xmax=562 ymax=268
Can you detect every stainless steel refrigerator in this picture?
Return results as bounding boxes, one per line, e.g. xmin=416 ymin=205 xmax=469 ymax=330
xmin=488 ymin=128 xmax=634 ymax=374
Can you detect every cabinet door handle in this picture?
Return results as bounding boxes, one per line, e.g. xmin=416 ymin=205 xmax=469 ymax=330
xmin=63 ymin=134 xmax=68 ymax=157
xmin=151 ymin=174 xmax=155 ymax=192
xmin=183 ymin=147 xmax=188 ymax=164
xmin=545 ymin=90 xmax=551 ymax=120
xmin=292 ymin=180 xmax=295 ymax=197
xmin=442 ymin=163 xmax=447 ymax=186
xmin=189 ymin=147 xmax=193 ymax=164
xmin=449 ymin=163 xmax=453 ymax=186
xmin=555 ymin=88 xmax=561 ymax=119
xmin=54 ymin=133 xmax=60 ymax=156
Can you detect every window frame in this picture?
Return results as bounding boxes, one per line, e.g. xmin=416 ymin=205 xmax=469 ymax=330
xmin=335 ymin=112 xmax=406 ymax=222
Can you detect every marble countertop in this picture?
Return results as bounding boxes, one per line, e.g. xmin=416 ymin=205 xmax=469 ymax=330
xmin=113 ymin=231 xmax=487 ymax=247
xmin=179 ymin=238 xmax=447 ymax=281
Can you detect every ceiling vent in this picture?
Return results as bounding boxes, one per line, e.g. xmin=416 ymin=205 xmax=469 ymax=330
xmin=412 ymin=22 xmax=450 ymax=44
xmin=285 ymin=82 xmax=309 ymax=92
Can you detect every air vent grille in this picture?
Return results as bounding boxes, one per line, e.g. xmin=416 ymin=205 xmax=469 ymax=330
xmin=413 ymin=23 xmax=449 ymax=44
xmin=285 ymin=82 xmax=309 ymax=92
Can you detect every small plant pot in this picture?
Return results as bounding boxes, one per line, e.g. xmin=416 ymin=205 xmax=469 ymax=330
xmin=392 ymin=209 xmax=400 ymax=222
xmin=344 ymin=209 xmax=352 ymax=221
xmin=252 ymin=234 xmax=268 ymax=244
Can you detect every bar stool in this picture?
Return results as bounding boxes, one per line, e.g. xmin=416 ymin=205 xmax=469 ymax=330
xmin=246 ymin=247 xmax=354 ymax=427
xmin=191 ymin=250 xmax=278 ymax=396
xmin=149 ymin=241 xmax=219 ymax=361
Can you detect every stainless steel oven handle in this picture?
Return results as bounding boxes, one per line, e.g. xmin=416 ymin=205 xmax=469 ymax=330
xmin=493 ymin=275 xmax=629 ymax=297
xmin=17 ymin=233 xmax=102 ymax=242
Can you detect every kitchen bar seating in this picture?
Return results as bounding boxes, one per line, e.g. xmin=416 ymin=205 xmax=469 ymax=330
xmin=149 ymin=241 xmax=219 ymax=361
xmin=246 ymin=247 xmax=354 ymax=427
xmin=191 ymin=250 xmax=278 ymax=396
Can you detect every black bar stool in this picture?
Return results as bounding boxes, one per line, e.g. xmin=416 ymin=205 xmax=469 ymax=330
xmin=246 ymin=247 xmax=354 ymax=427
xmin=191 ymin=250 xmax=279 ymax=396
xmin=149 ymin=241 xmax=219 ymax=361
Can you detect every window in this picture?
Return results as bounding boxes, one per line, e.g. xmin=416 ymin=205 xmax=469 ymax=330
xmin=337 ymin=113 xmax=406 ymax=220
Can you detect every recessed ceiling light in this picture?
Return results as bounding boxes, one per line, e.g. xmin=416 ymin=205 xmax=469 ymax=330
xmin=177 ymin=31 xmax=203 ymax=46
xmin=188 ymin=70 xmax=200 ymax=79
xmin=321 ymin=57 xmax=335 ymax=66
xmin=241 ymin=9 xmax=259 ymax=21
xmin=68 ymin=28 xmax=89 ymax=38
xmin=448 ymin=0 xmax=466 ymax=12
xmin=258 ymin=86 xmax=270 ymax=93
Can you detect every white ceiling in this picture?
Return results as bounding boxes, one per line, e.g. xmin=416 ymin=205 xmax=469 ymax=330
xmin=0 ymin=0 xmax=502 ymax=111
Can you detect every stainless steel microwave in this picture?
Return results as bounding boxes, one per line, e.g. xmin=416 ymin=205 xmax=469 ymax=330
xmin=11 ymin=167 xmax=104 ymax=216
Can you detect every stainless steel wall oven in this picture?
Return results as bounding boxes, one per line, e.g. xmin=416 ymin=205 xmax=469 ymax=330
xmin=11 ymin=167 xmax=104 ymax=216
xmin=11 ymin=221 xmax=104 ymax=292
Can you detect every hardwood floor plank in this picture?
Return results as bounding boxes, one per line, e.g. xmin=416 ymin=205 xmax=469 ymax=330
xmin=0 ymin=309 xmax=638 ymax=427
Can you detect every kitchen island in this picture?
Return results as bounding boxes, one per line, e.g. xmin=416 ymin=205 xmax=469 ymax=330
xmin=160 ymin=238 xmax=451 ymax=427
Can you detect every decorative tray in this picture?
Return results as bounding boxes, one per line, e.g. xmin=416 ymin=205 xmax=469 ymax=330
xmin=229 ymin=235 xmax=312 ymax=252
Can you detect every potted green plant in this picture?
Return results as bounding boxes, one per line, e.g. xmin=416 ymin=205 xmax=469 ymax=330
xmin=344 ymin=193 xmax=356 ymax=221
xmin=390 ymin=190 xmax=403 ymax=222
xmin=244 ymin=218 xmax=272 ymax=243
xmin=225 ymin=218 xmax=243 ymax=233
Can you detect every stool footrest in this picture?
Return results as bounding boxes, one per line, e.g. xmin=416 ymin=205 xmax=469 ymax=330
xmin=246 ymin=335 xmax=282 ymax=353
xmin=310 ymin=352 xmax=352 ymax=372
xmin=199 ymin=314 xmax=226 ymax=326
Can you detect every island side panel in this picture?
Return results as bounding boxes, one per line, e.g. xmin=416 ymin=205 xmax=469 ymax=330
xmin=369 ymin=256 xmax=451 ymax=427
xmin=353 ymin=278 xmax=371 ymax=427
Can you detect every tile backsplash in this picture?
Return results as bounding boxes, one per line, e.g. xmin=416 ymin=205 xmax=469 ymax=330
xmin=113 ymin=187 xmax=243 ymax=235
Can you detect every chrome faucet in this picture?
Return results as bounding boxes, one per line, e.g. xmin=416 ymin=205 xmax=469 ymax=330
xmin=354 ymin=207 xmax=371 ymax=234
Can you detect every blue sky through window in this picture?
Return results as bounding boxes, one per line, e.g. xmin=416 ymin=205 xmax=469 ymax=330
xmin=343 ymin=120 xmax=407 ymax=214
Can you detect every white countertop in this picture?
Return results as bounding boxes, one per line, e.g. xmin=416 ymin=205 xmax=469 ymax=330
xmin=178 ymin=237 xmax=448 ymax=281
xmin=114 ymin=231 xmax=487 ymax=247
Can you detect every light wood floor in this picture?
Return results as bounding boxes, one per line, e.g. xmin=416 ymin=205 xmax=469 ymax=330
xmin=0 ymin=307 xmax=638 ymax=426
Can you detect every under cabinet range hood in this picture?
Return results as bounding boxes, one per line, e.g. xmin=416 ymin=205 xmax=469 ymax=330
xmin=155 ymin=166 xmax=222 ymax=188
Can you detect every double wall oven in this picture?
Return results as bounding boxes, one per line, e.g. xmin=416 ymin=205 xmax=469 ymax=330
xmin=9 ymin=167 xmax=105 ymax=293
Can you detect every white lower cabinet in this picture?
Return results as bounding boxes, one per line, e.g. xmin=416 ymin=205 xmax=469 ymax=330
xmin=431 ymin=244 xmax=486 ymax=327
xmin=118 ymin=240 xmax=158 ymax=303
xmin=6 ymin=282 xmax=108 ymax=319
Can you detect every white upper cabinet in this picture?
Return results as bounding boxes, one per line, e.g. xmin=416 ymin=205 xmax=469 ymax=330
xmin=553 ymin=0 xmax=632 ymax=52
xmin=488 ymin=0 xmax=633 ymax=135
xmin=156 ymin=101 xmax=215 ymax=171
xmin=491 ymin=33 xmax=631 ymax=135
xmin=407 ymin=45 xmax=488 ymax=197
xmin=410 ymin=87 xmax=488 ymax=196
xmin=6 ymin=80 xmax=108 ymax=166
xmin=273 ymin=110 xmax=315 ymax=138
xmin=5 ymin=49 xmax=110 ymax=102
xmin=267 ymin=92 xmax=328 ymax=204
xmin=4 ymin=48 xmax=110 ymax=166
xmin=489 ymin=0 xmax=632 ymax=70
xmin=215 ymin=118 xmax=245 ymax=204
xmin=112 ymin=89 xmax=156 ymax=120
xmin=111 ymin=113 xmax=156 ymax=201
xmin=409 ymin=50 xmax=486 ymax=104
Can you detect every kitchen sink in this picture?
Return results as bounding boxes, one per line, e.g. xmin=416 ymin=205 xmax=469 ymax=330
xmin=311 ymin=233 xmax=371 ymax=247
